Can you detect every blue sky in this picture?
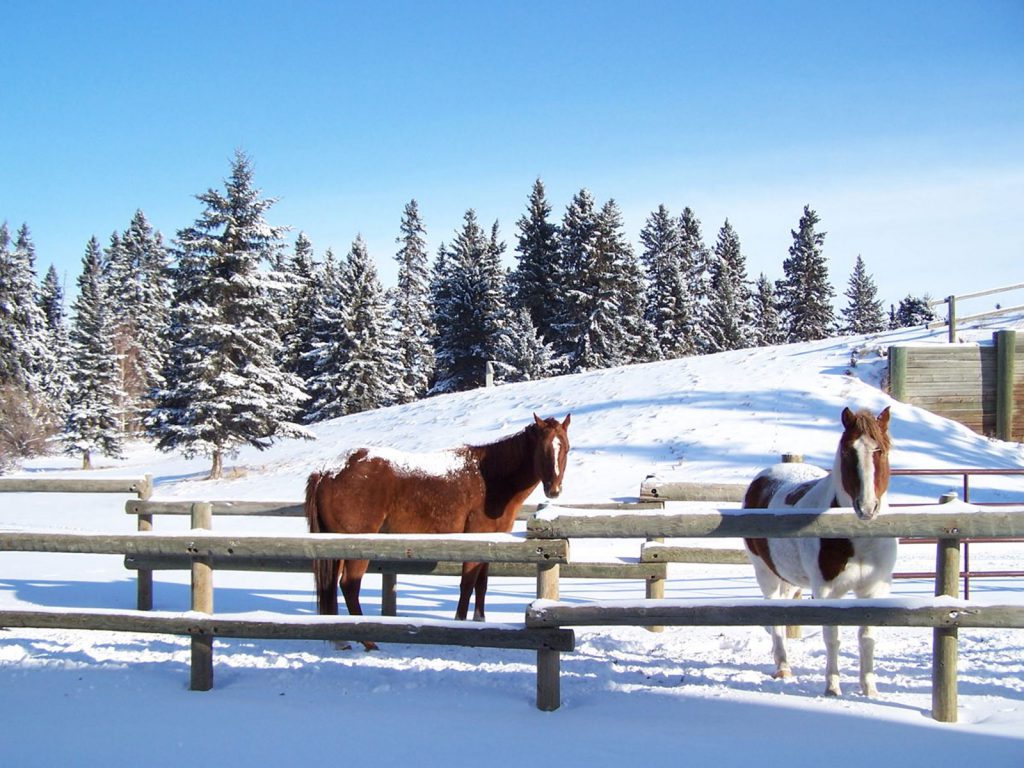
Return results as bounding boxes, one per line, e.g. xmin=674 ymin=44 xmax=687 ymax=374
xmin=2 ymin=0 xmax=1022 ymax=311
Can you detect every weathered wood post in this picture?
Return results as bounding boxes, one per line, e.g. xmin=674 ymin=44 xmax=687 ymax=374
xmin=135 ymin=475 xmax=154 ymax=611
xmin=536 ymin=559 xmax=561 ymax=711
xmin=190 ymin=502 xmax=214 ymax=692
xmin=888 ymin=346 xmax=907 ymax=403
xmin=995 ymin=330 xmax=1017 ymax=442
xmin=645 ymin=535 xmax=665 ymax=633
xmin=946 ymin=295 xmax=957 ymax=343
xmin=781 ymin=453 xmax=803 ymax=639
xmin=932 ymin=492 xmax=960 ymax=722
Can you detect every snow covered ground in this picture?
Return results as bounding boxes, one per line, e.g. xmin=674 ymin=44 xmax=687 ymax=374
xmin=3 ymin=318 xmax=1023 ymax=768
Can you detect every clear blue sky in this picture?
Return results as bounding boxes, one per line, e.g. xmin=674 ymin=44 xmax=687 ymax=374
xmin=2 ymin=0 xmax=1022 ymax=311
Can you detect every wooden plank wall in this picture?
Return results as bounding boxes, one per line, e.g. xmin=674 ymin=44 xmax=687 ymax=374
xmin=889 ymin=331 xmax=1021 ymax=441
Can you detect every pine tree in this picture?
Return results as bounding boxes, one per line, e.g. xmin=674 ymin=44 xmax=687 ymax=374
xmin=554 ymin=189 xmax=599 ymax=369
xmin=307 ymin=236 xmax=398 ymax=419
xmin=0 ymin=223 xmax=56 ymax=395
xmin=38 ymin=264 xmax=73 ymax=416
xmin=511 ymin=178 xmax=562 ymax=343
xmin=104 ymin=211 xmax=171 ymax=433
xmin=639 ymin=205 xmax=683 ymax=360
xmin=706 ymin=220 xmax=755 ymax=353
xmin=778 ymin=205 xmax=836 ymax=342
xmin=279 ymin=232 xmax=320 ymax=387
xmin=677 ymin=207 xmax=709 ymax=355
xmin=890 ymin=295 xmax=938 ymax=328
xmin=147 ymin=151 xmax=311 ymax=479
xmin=430 ymin=211 xmax=511 ymax=392
xmin=391 ymin=200 xmax=435 ymax=403
xmin=840 ymin=255 xmax=886 ymax=335
xmin=752 ymin=273 xmax=785 ymax=347
xmin=63 ymin=237 xmax=123 ymax=468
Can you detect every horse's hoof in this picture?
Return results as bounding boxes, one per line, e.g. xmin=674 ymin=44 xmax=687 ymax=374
xmin=824 ymin=687 xmax=842 ymax=697
xmin=362 ymin=641 xmax=380 ymax=652
xmin=332 ymin=641 xmax=353 ymax=651
xmin=772 ymin=668 xmax=793 ymax=680
xmin=861 ymin=686 xmax=878 ymax=698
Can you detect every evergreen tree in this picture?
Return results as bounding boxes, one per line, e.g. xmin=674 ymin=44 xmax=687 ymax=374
xmin=890 ymin=294 xmax=938 ymax=328
xmin=279 ymin=232 xmax=320 ymax=387
xmin=511 ymin=178 xmax=562 ymax=342
xmin=706 ymin=220 xmax=755 ymax=353
xmin=777 ymin=205 xmax=836 ymax=342
xmin=639 ymin=205 xmax=683 ymax=360
xmin=104 ymin=211 xmax=171 ymax=433
xmin=391 ymin=200 xmax=435 ymax=403
xmin=553 ymin=189 xmax=600 ymax=369
xmin=677 ymin=207 xmax=709 ymax=355
xmin=307 ymin=236 xmax=398 ymax=419
xmin=0 ymin=223 xmax=55 ymax=395
xmin=840 ymin=255 xmax=886 ymax=335
xmin=63 ymin=237 xmax=123 ymax=468
xmin=752 ymin=273 xmax=785 ymax=347
xmin=147 ymin=151 xmax=311 ymax=479
xmin=38 ymin=264 xmax=73 ymax=416
xmin=302 ymin=249 xmax=346 ymax=422
xmin=430 ymin=211 xmax=511 ymax=392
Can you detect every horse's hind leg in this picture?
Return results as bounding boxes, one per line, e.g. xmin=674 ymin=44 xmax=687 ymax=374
xmin=457 ymin=562 xmax=486 ymax=621
xmin=340 ymin=558 xmax=378 ymax=651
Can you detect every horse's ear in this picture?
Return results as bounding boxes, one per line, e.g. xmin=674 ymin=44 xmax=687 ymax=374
xmin=841 ymin=407 xmax=854 ymax=428
xmin=562 ymin=413 xmax=571 ymax=430
xmin=877 ymin=406 xmax=891 ymax=431
xmin=533 ymin=413 xmax=544 ymax=428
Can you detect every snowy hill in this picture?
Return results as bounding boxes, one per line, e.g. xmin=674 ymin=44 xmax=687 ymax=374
xmin=3 ymin=318 xmax=1024 ymax=768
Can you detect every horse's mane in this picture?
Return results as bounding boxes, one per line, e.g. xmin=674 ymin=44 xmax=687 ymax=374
xmin=468 ymin=424 xmax=534 ymax=470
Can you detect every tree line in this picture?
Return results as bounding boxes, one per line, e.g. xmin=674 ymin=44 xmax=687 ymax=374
xmin=0 ymin=151 xmax=936 ymax=476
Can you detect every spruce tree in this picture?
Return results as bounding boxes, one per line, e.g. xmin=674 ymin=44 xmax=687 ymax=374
xmin=38 ymin=264 xmax=73 ymax=418
xmin=752 ymin=273 xmax=785 ymax=347
xmin=778 ymin=205 xmax=836 ymax=342
xmin=307 ymin=236 xmax=398 ymax=418
xmin=63 ymin=237 xmax=123 ymax=468
xmin=554 ymin=189 xmax=599 ymax=369
xmin=147 ymin=151 xmax=310 ymax=478
xmin=840 ymin=255 xmax=886 ymax=334
xmin=430 ymin=211 xmax=511 ymax=392
xmin=706 ymin=220 xmax=755 ymax=353
xmin=677 ymin=207 xmax=708 ymax=355
xmin=639 ymin=205 xmax=683 ymax=360
xmin=511 ymin=178 xmax=562 ymax=343
xmin=279 ymin=232 xmax=320 ymax=388
xmin=0 ymin=223 xmax=55 ymax=396
xmin=891 ymin=295 xmax=938 ymax=328
xmin=391 ymin=200 xmax=435 ymax=403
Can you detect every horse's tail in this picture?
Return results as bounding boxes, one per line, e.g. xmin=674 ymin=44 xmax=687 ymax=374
xmin=305 ymin=472 xmax=339 ymax=615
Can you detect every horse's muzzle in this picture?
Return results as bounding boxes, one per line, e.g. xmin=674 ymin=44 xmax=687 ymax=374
xmin=544 ymin=482 xmax=562 ymax=499
xmin=854 ymin=499 xmax=881 ymax=521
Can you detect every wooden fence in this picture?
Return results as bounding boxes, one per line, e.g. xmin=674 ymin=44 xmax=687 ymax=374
xmin=4 ymin=476 xmax=1024 ymax=719
xmin=889 ymin=329 xmax=1021 ymax=440
xmin=525 ymin=502 xmax=1024 ymax=720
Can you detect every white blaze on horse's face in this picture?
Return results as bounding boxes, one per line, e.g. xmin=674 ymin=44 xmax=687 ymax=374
xmin=535 ymin=413 xmax=571 ymax=499
xmin=838 ymin=407 xmax=891 ymax=521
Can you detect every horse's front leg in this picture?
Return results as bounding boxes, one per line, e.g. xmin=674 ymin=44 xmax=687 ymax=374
xmin=816 ymin=583 xmax=844 ymax=696
xmin=457 ymin=562 xmax=489 ymax=620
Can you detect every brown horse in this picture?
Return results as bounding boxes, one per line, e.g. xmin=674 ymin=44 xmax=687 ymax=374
xmin=305 ymin=413 xmax=571 ymax=643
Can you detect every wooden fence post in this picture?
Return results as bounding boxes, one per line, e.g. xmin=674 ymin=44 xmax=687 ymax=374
xmin=932 ymin=492 xmax=960 ymax=722
xmin=995 ymin=330 xmax=1017 ymax=442
xmin=645 ymin=537 xmax=665 ymax=633
xmin=889 ymin=346 xmax=907 ymax=402
xmin=947 ymin=295 xmax=957 ymax=343
xmin=536 ymin=560 xmax=561 ymax=711
xmin=190 ymin=502 xmax=214 ymax=692
xmin=135 ymin=475 xmax=154 ymax=611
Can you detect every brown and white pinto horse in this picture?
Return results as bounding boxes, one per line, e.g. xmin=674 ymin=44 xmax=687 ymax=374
xmin=305 ymin=413 xmax=571 ymax=646
xmin=743 ymin=406 xmax=896 ymax=697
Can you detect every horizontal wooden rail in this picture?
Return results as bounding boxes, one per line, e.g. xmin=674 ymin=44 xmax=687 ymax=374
xmin=527 ymin=502 xmax=1024 ymax=539
xmin=0 ymin=607 xmax=574 ymax=652
xmin=0 ymin=530 xmax=569 ymax=563
xmin=0 ymin=475 xmax=152 ymax=496
xmin=526 ymin=597 xmax=1024 ymax=629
